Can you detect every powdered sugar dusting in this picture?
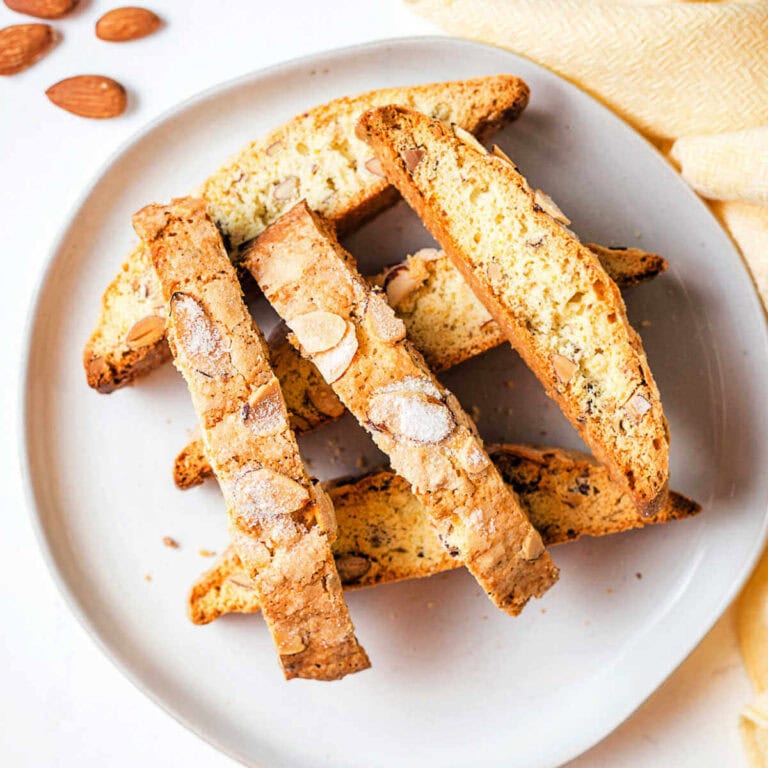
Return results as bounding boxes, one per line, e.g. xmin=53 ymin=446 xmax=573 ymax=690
xmin=171 ymin=293 xmax=231 ymax=378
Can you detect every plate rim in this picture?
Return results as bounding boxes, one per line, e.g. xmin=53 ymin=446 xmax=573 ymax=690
xmin=18 ymin=34 xmax=768 ymax=768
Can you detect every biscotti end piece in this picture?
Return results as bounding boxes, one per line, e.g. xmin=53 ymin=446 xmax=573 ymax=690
xmin=188 ymin=446 xmax=701 ymax=624
xmin=84 ymin=75 xmax=530 ymax=394
xmin=134 ymin=196 xmax=369 ymax=681
xmin=357 ymin=106 xmax=670 ymax=516
xmin=244 ymin=201 xmax=559 ymax=616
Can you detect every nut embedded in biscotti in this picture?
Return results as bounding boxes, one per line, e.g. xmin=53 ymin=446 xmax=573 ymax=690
xmin=125 ymin=315 xmax=165 ymax=349
xmin=365 ymin=295 xmax=406 ymax=344
xmin=520 ymin=528 xmax=545 ymax=561
xmin=534 ymin=189 xmax=571 ymax=226
xmin=232 ymin=468 xmax=310 ymax=531
xmin=289 ymin=310 xmax=347 ymax=354
xmin=487 ymin=262 xmax=502 ymax=283
xmin=412 ymin=247 xmax=443 ymax=262
xmin=368 ymin=379 xmax=455 ymax=445
xmin=492 ymin=145 xmax=515 ymax=166
xmin=457 ymin=435 xmax=491 ymax=475
xmin=552 ymin=353 xmax=577 ymax=385
xmin=170 ymin=293 xmax=231 ymax=378
xmin=364 ymin=157 xmax=386 ymax=178
xmin=226 ymin=573 xmax=256 ymax=591
xmin=625 ymin=390 xmax=652 ymax=422
xmin=241 ymin=379 xmax=286 ymax=437
xmin=265 ymin=140 xmax=282 ymax=156
xmin=312 ymin=321 xmax=358 ymax=383
xmin=273 ymin=175 xmax=299 ymax=201
xmin=452 ymin=124 xmax=487 ymax=154
xmin=402 ymin=147 xmax=425 ymax=171
xmin=383 ymin=264 xmax=426 ymax=307
xmin=273 ymin=627 xmax=306 ymax=655
xmin=335 ymin=554 xmax=372 ymax=584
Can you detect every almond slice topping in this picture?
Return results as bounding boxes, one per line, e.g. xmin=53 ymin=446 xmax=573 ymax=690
xmin=534 ymin=189 xmax=572 ymax=226
xmin=232 ymin=468 xmax=310 ymax=532
xmin=458 ymin=435 xmax=491 ymax=475
xmin=552 ymin=354 xmax=578 ymax=384
xmin=241 ymin=379 xmax=286 ymax=437
xmin=289 ymin=310 xmax=347 ymax=354
xmin=366 ymin=294 xmax=406 ymax=344
xmin=170 ymin=293 xmax=231 ymax=378
xmin=312 ymin=321 xmax=358 ymax=383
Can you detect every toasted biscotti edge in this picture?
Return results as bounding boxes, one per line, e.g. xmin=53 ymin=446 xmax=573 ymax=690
xmin=188 ymin=445 xmax=701 ymax=624
xmin=356 ymin=105 xmax=670 ymax=516
xmin=83 ymin=75 xmax=530 ymax=393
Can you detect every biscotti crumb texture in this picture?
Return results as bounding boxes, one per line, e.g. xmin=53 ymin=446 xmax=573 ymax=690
xmin=188 ymin=445 xmax=701 ymax=624
xmin=133 ymin=196 xmax=369 ymax=681
xmin=357 ymin=106 xmax=670 ymax=516
xmin=244 ymin=201 xmax=559 ymax=616
xmin=84 ymin=75 xmax=530 ymax=393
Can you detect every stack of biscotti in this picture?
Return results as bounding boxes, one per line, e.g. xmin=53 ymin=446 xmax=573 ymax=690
xmin=244 ymin=201 xmax=559 ymax=616
xmin=356 ymin=106 xmax=670 ymax=515
xmin=84 ymin=75 xmax=531 ymax=393
xmin=173 ymin=244 xmax=666 ymax=489
xmin=188 ymin=444 xmax=700 ymax=625
xmin=133 ymin=197 xmax=369 ymax=681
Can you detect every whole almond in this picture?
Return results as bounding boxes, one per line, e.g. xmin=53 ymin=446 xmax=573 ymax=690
xmin=46 ymin=75 xmax=127 ymax=118
xmin=0 ymin=23 xmax=55 ymax=75
xmin=4 ymin=0 xmax=77 ymax=19
xmin=96 ymin=7 xmax=161 ymax=42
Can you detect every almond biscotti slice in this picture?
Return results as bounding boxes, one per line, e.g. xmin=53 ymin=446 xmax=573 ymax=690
xmin=85 ymin=75 xmax=531 ymax=393
xmin=357 ymin=106 xmax=670 ymax=515
xmin=174 ymin=245 xmax=666 ymax=489
xmin=133 ymin=197 xmax=369 ymax=681
xmin=243 ymin=201 xmax=559 ymax=616
xmin=189 ymin=445 xmax=701 ymax=624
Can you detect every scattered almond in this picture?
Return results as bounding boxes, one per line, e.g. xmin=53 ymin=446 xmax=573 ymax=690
xmin=96 ymin=7 xmax=161 ymax=42
xmin=364 ymin=156 xmax=386 ymax=178
xmin=125 ymin=314 xmax=165 ymax=349
xmin=197 ymin=549 xmax=216 ymax=558
xmin=4 ymin=0 xmax=76 ymax=19
xmin=162 ymin=536 xmax=179 ymax=549
xmin=290 ymin=310 xmax=347 ymax=354
xmin=402 ymin=147 xmax=425 ymax=171
xmin=312 ymin=321 xmax=358 ymax=382
xmin=46 ymin=75 xmax=127 ymax=119
xmin=0 ymin=23 xmax=54 ymax=75
xmin=552 ymin=353 xmax=577 ymax=384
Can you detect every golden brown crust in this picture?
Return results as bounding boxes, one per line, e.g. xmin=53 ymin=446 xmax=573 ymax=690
xmin=133 ymin=197 xmax=369 ymax=681
xmin=84 ymin=75 xmax=531 ymax=393
xmin=189 ymin=444 xmax=701 ymax=624
xmin=357 ymin=106 xmax=670 ymax=515
xmin=244 ymin=202 xmax=559 ymax=616
xmin=174 ymin=245 xmax=666 ymax=489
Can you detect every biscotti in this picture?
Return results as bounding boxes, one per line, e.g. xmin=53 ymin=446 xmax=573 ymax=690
xmin=189 ymin=445 xmax=701 ymax=624
xmin=133 ymin=197 xmax=369 ymax=681
xmin=357 ymin=106 xmax=670 ymax=515
xmin=84 ymin=75 xmax=531 ymax=393
xmin=173 ymin=245 xmax=667 ymax=489
xmin=243 ymin=201 xmax=559 ymax=616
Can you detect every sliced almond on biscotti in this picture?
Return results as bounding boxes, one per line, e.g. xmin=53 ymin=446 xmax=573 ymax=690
xmin=357 ymin=106 xmax=669 ymax=516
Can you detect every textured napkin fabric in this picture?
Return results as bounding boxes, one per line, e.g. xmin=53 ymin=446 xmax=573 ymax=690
xmin=407 ymin=0 xmax=768 ymax=763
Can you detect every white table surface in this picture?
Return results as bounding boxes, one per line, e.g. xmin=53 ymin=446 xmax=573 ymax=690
xmin=0 ymin=1 xmax=754 ymax=765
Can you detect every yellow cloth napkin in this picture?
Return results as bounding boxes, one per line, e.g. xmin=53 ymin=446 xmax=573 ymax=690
xmin=407 ymin=0 xmax=768 ymax=762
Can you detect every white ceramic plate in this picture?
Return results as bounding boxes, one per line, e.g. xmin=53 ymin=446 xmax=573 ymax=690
xmin=22 ymin=37 xmax=768 ymax=768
